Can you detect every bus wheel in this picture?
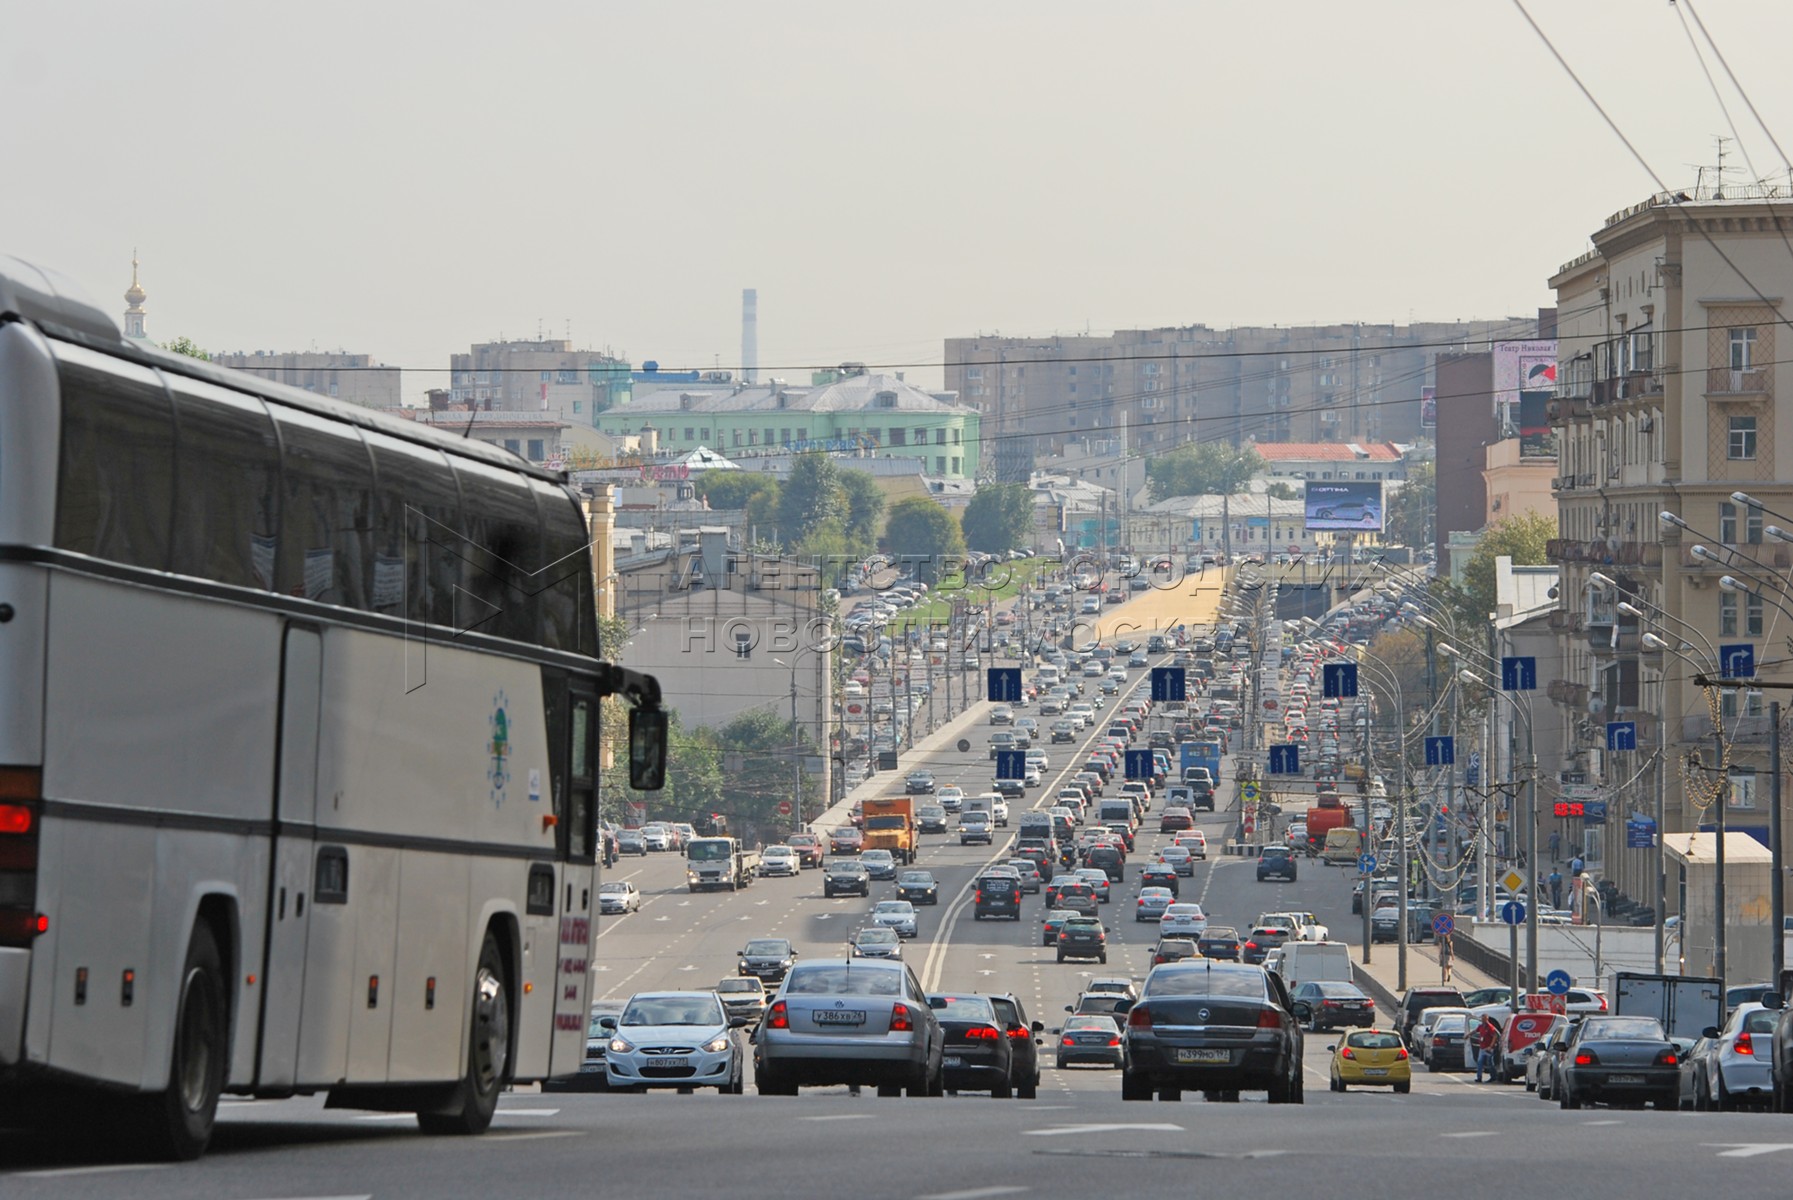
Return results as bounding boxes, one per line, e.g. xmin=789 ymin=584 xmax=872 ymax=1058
xmin=418 ymin=933 xmax=509 ymax=1135
xmin=137 ymin=922 xmax=228 ymax=1160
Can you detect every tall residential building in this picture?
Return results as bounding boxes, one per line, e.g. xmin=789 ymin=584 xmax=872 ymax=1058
xmin=211 ymin=350 xmax=402 ymax=408
xmin=449 ymin=338 xmax=633 ymax=426
xmin=944 ymin=317 xmax=1544 ymax=482
xmin=1545 ymin=185 xmax=1793 ymax=980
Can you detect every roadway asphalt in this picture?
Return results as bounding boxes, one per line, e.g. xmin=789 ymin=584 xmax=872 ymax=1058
xmin=13 ymin=623 xmax=1793 ymax=1195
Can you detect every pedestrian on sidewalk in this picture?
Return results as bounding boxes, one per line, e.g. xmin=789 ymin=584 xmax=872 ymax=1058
xmin=1570 ymin=853 xmax=1585 ymax=879
xmin=1472 ymin=1013 xmax=1501 ymax=1083
xmin=1548 ymin=868 xmax=1564 ymax=910
xmin=1548 ymin=829 xmax=1561 ymax=862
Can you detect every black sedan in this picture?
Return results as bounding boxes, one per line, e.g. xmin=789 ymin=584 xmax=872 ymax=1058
xmin=898 ymin=869 xmax=940 ymax=905
xmin=905 ymin=771 xmax=936 ymax=794
xmin=929 ymin=993 xmax=1017 ymax=1097
xmin=1556 ymin=1015 xmax=1680 ymax=1110
xmin=991 ymin=994 xmax=1045 ymax=1099
xmin=1197 ymin=926 xmax=1243 ymax=961
xmin=823 ymin=860 xmax=872 ymax=897
xmin=1057 ymin=1014 xmax=1125 ymax=1069
xmin=1288 ymin=981 xmax=1378 ymax=1032
xmin=1119 ymin=962 xmax=1304 ymax=1103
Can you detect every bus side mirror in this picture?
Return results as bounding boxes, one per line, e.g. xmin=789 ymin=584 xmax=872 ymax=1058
xmin=629 ymin=706 xmax=668 ymax=791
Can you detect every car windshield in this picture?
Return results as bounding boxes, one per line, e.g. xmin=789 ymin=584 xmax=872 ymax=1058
xmin=866 ymin=816 xmax=907 ymax=830
xmin=1144 ymin=966 xmax=1268 ymax=999
xmin=1204 ymin=927 xmax=1238 ymax=939
xmin=1347 ymin=1031 xmax=1403 ymax=1049
xmin=598 ymin=883 xmax=630 ymax=894
xmin=743 ymin=940 xmax=789 ymax=957
xmin=587 ymin=1010 xmax=619 ymax=1036
xmin=1313 ymin=982 xmax=1363 ymax=997
xmin=875 ymin=902 xmax=912 ymax=915
xmin=715 ymin=979 xmax=759 ymax=994
xmin=785 ymin=964 xmax=903 ymax=996
xmin=1066 ymin=917 xmax=1102 ymax=928
xmin=621 ymin=995 xmax=725 ymax=1026
xmin=1582 ymin=1017 xmax=1666 ymax=1040
xmin=861 ymin=851 xmax=893 ymax=862
xmin=900 ymin=872 xmax=934 ymax=885
xmin=1066 ymin=1014 xmax=1121 ymax=1033
xmin=857 ymin=928 xmax=899 ymax=944
xmin=931 ymin=994 xmax=997 ymax=1021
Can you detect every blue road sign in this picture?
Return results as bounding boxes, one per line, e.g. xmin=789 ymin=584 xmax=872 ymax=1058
xmin=1268 ymin=744 xmax=1301 ymax=775
xmin=1545 ymin=969 xmax=1573 ymax=996
xmin=987 ymin=667 xmax=1023 ymax=704
xmin=1357 ymin=854 xmax=1378 ymax=875
xmin=1606 ymin=721 xmax=1637 ymax=752
xmin=1720 ymin=643 xmax=1757 ymax=678
xmin=1323 ymin=662 xmax=1359 ymax=699
xmin=995 ymin=750 xmax=1027 ymax=781
xmin=1582 ymin=800 xmax=1607 ymax=826
xmin=1150 ymin=666 xmax=1187 ymax=703
xmin=1466 ymin=751 xmax=1481 ymax=788
xmin=1500 ymin=900 xmax=1527 ymax=926
xmin=1501 ymin=656 xmax=1537 ymax=691
xmin=1626 ymin=818 xmax=1657 ymax=849
xmin=1433 ymin=912 xmax=1456 ymax=938
xmin=1425 ymin=736 xmax=1455 ymax=766
xmin=1124 ymin=749 xmax=1156 ymax=780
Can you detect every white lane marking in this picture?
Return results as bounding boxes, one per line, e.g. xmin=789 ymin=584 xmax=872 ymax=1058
xmin=354 ymin=1113 xmax=415 ymax=1121
xmin=496 ymin=1108 xmax=561 ymax=1116
xmin=235 ymin=1196 xmax=371 ymax=1200
xmin=1706 ymin=1143 xmax=1793 ymax=1158
xmin=804 ymin=1113 xmax=876 ymax=1122
xmin=1438 ymin=1131 xmax=1498 ymax=1139
xmin=1582 ymin=1119 xmax=1623 ymax=1126
xmin=917 ymin=1189 xmax=1029 ymax=1200
xmin=16 ymin=1164 xmax=173 ymax=1180
xmin=1024 ymin=1123 xmax=1184 ymax=1136
xmin=488 ymin=1131 xmax=581 ymax=1142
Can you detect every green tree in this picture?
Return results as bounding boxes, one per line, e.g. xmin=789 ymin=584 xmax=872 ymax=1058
xmin=796 ymin=518 xmax=855 ymax=588
xmin=883 ymin=496 xmax=966 ymax=584
xmin=1265 ymin=481 xmax=1299 ymax=500
xmin=595 ymin=613 xmax=630 ymax=659
xmin=960 ymin=483 xmax=1035 ymax=554
xmin=1442 ymin=510 xmax=1556 ymax=629
xmin=776 ymin=451 xmax=844 ymax=546
xmin=695 ymin=470 xmax=779 ymax=512
xmin=1146 ymin=441 xmax=1264 ymax=501
xmin=163 ymin=336 xmax=210 ymax=360
xmin=839 ymin=469 xmax=886 ymax=548
xmin=1385 ymin=461 xmax=1435 ymax=548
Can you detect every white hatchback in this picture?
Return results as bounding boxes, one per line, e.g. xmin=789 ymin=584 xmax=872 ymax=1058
xmin=1159 ymin=903 xmax=1209 ymax=938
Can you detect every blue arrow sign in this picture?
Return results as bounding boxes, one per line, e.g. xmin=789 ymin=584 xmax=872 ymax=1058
xmin=1357 ymin=853 xmax=1378 ymax=875
xmin=1720 ymin=643 xmax=1757 ymax=678
xmin=1323 ymin=662 xmax=1359 ymax=698
xmin=1432 ymin=912 xmax=1456 ymax=938
xmin=1268 ymin=744 xmax=1301 ymax=775
xmin=1425 ymin=736 xmax=1455 ymax=766
xmin=1606 ymin=721 xmax=1637 ymax=752
xmin=995 ymin=750 xmax=1027 ymax=781
xmin=1124 ymin=749 xmax=1156 ymax=780
xmin=1500 ymin=900 xmax=1527 ymax=926
xmin=1501 ymin=656 xmax=1537 ymax=691
xmin=987 ymin=667 xmax=1023 ymax=704
xmin=1150 ymin=666 xmax=1187 ymax=703
xmin=1545 ymin=969 xmax=1573 ymax=996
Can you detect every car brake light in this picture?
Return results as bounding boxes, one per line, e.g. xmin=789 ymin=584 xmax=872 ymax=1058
xmin=1574 ymin=1051 xmax=1597 ymax=1066
xmin=1107 ymin=1036 xmax=1121 ymax=1046
xmin=1258 ymin=1008 xmax=1282 ymax=1030
xmin=1735 ymin=1032 xmax=1755 ymax=1056
xmin=890 ymin=1003 xmax=913 ymax=1032
xmin=1061 ymin=1035 xmax=1077 ymax=1046
xmin=1433 ymin=1037 xmax=1447 ymax=1047
xmin=767 ymin=1001 xmax=789 ymax=1030
xmin=1658 ymin=1050 xmax=1679 ymax=1066
xmin=1339 ymin=1047 xmax=1355 ymax=1059
xmin=1396 ymin=1046 xmax=1409 ymax=1060
xmin=1244 ymin=941 xmax=1259 ymax=951
xmin=1128 ymin=1004 xmax=1152 ymax=1029
xmin=0 ymin=804 xmax=32 ymax=836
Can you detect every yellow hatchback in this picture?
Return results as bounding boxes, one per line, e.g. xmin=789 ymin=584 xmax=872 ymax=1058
xmin=1328 ymin=1028 xmax=1412 ymax=1093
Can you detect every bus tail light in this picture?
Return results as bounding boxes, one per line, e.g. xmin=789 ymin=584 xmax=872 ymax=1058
xmin=0 ymin=769 xmax=42 ymax=949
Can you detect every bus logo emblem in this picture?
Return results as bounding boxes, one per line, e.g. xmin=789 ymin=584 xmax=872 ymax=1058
xmin=488 ymin=691 xmax=512 ymax=806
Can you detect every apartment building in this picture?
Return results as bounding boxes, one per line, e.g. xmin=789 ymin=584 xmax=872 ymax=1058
xmin=211 ymin=350 xmax=402 ymax=408
xmin=1546 ymin=186 xmax=1793 ymax=978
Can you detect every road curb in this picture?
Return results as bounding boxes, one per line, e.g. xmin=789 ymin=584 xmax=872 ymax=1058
xmin=1352 ymin=960 xmax=1402 ymax=1022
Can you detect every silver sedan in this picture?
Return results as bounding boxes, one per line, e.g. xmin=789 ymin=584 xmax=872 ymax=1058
xmin=754 ymin=959 xmax=944 ymax=1096
xmin=872 ymin=899 xmax=919 ymax=939
xmin=606 ymin=991 xmax=746 ymax=1094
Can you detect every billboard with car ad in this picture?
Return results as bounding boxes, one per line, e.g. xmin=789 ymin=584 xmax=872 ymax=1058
xmin=1303 ymin=481 xmax=1384 ymax=531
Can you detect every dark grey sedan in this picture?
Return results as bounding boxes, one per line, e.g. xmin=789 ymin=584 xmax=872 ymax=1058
xmin=1556 ymin=1015 xmax=1680 ymax=1110
xmin=1119 ymin=962 xmax=1304 ymax=1104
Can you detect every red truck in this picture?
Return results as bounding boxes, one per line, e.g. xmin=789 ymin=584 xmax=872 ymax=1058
xmin=1304 ymin=792 xmax=1351 ymax=853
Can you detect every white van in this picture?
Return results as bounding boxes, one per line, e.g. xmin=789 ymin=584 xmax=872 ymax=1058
xmin=1279 ymin=940 xmax=1354 ymax=987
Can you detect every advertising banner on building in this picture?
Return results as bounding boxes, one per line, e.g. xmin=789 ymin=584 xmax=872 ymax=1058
xmin=1419 ymin=385 xmax=1436 ymax=429
xmin=1303 ymin=481 xmax=1384 ymax=531
xmin=1492 ymin=340 xmax=1558 ymax=447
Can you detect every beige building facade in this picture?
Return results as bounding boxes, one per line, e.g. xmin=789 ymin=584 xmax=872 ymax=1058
xmin=212 ymin=350 xmax=402 ymax=408
xmin=1481 ymin=437 xmax=1557 ymax=527
xmin=1546 ymin=188 xmax=1793 ymax=977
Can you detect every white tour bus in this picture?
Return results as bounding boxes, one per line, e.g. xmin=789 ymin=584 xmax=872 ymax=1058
xmin=0 ymin=257 xmax=667 ymax=1158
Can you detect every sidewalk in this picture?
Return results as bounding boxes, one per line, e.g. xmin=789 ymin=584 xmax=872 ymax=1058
xmin=812 ymin=697 xmax=994 ymax=835
xmin=1351 ymin=935 xmax=1502 ymax=1022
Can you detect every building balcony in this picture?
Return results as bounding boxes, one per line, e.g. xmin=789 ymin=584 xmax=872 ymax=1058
xmin=1587 ymin=628 xmax=1641 ymax=656
xmin=1546 ymin=538 xmax=1662 ymax=568
xmin=1591 ymin=372 xmax=1665 ymax=407
xmin=1548 ymin=678 xmax=1589 ymax=707
xmin=1707 ymin=367 xmax=1771 ymax=396
xmin=1547 ymin=609 xmax=1585 ymax=633
xmin=1547 ymin=395 xmax=1590 ymax=423
xmin=1678 ymin=542 xmax=1793 ymax=570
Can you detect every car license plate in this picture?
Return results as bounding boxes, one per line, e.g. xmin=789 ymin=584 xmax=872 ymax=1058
xmin=1363 ymin=1067 xmax=1388 ymax=1076
xmin=1173 ymin=1048 xmax=1230 ymax=1065
xmin=943 ymin=1055 xmax=964 ymax=1067
xmin=645 ymin=1056 xmax=688 ymax=1068
xmin=1608 ymin=1074 xmax=1644 ymax=1086
xmin=811 ymin=1009 xmax=866 ymax=1025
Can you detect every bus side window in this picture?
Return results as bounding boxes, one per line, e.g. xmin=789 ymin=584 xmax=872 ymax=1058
xmin=315 ymin=846 xmax=349 ymax=904
xmin=54 ymin=345 xmax=176 ymax=570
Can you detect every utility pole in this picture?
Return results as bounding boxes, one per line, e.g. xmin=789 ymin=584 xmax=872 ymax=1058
xmin=1774 ymin=700 xmax=1785 ymax=984
xmin=1716 ymin=729 xmax=1728 ymax=986
xmin=790 ymin=665 xmax=802 ymax=827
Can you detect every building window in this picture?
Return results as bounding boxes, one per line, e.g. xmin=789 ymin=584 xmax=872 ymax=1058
xmin=889 ymin=427 xmax=906 ymax=447
xmin=1749 ymin=593 xmax=1765 ymax=636
xmin=683 ymin=427 xmax=693 ymax=442
xmin=1730 ymin=327 xmax=1757 ymax=371
xmin=748 ymin=429 xmax=758 ymax=446
xmin=733 ymin=429 xmax=743 ymax=446
xmin=951 ymin=456 xmax=961 ymax=474
xmin=1729 ymin=416 xmax=1758 ymax=460
xmin=1720 ymin=591 xmax=1738 ymax=637
xmin=504 ymin=438 xmax=521 ymax=454
xmin=952 ymin=428 xmax=961 ymax=445
xmin=701 ymin=428 xmax=710 ymax=442
xmin=734 ymin=630 xmax=752 ymax=660
xmin=1720 ymin=501 xmax=1739 ymax=544
xmin=527 ymin=438 xmax=545 ymax=460
xmin=935 ymin=428 xmax=946 ymax=445
xmin=572 ymin=400 xmax=582 ymax=414
xmin=935 ymin=456 xmax=946 ymax=474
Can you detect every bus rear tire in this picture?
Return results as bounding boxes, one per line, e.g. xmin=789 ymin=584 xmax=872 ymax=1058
xmin=418 ymin=933 xmax=509 ymax=1136
xmin=136 ymin=922 xmax=228 ymax=1161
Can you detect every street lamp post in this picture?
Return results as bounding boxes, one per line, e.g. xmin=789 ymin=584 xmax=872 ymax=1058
xmin=1457 ymin=664 xmax=1537 ymax=1000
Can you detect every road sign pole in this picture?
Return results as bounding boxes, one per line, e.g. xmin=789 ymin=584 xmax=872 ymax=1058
xmin=1774 ymin=700 xmax=1785 ymax=986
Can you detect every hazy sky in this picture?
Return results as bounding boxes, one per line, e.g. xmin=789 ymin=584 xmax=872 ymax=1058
xmin=7 ymin=0 xmax=1793 ymax=402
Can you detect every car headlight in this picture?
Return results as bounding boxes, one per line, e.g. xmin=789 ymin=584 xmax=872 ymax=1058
xmin=703 ymin=1034 xmax=733 ymax=1053
xmin=609 ymin=1037 xmax=635 ymax=1054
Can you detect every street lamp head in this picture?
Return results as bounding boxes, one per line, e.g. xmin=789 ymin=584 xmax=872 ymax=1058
xmin=1718 ymin=575 xmax=1749 ymax=594
xmin=1458 ymin=670 xmax=1481 ymax=685
xmin=1616 ymin=601 xmax=1647 ymax=619
xmin=1438 ymin=642 xmax=1459 ymax=658
xmin=1641 ymin=632 xmax=1670 ymax=651
xmin=1660 ymin=511 xmax=1689 ymax=530
xmin=1768 ymin=524 xmax=1793 ymax=544
xmin=1732 ymin=491 xmax=1763 ymax=510
xmin=1691 ymin=545 xmax=1723 ymax=564
xmin=1587 ymin=571 xmax=1617 ymax=589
